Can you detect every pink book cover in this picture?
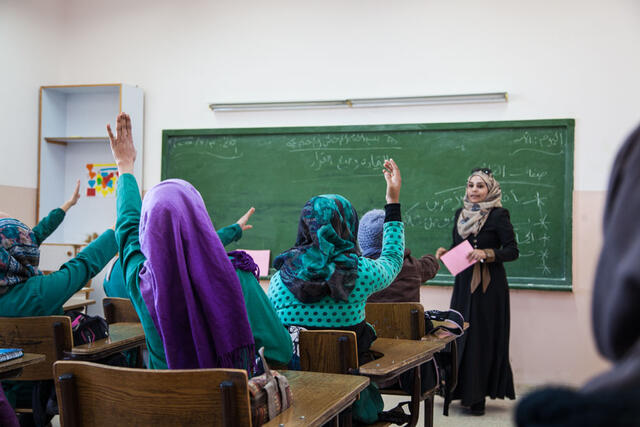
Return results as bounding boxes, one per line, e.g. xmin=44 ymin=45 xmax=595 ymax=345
xmin=238 ymin=249 xmax=271 ymax=278
xmin=440 ymin=240 xmax=477 ymax=276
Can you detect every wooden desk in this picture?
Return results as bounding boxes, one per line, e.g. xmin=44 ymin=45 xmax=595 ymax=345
xmin=265 ymin=370 xmax=369 ymax=427
xmin=0 ymin=353 xmax=46 ymax=380
xmin=63 ymin=297 xmax=96 ymax=312
xmin=360 ymin=338 xmax=445 ymax=384
xmin=359 ymin=338 xmax=446 ymax=427
xmin=68 ymin=322 xmax=145 ymax=361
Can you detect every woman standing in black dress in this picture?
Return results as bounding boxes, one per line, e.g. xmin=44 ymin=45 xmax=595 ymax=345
xmin=436 ymin=167 xmax=519 ymax=415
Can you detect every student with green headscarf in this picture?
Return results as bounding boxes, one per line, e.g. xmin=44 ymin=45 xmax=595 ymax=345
xmin=268 ymin=159 xmax=404 ymax=423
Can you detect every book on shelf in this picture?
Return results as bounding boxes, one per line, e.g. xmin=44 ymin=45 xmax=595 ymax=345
xmin=0 ymin=348 xmax=24 ymax=363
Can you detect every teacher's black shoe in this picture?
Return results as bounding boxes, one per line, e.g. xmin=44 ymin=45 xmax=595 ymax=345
xmin=470 ymin=399 xmax=486 ymax=416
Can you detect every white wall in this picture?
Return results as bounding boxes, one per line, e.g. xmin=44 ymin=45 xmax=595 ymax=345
xmin=0 ymin=0 xmax=65 ymax=188
xmin=2 ymin=0 xmax=637 ymax=190
xmin=2 ymin=0 xmax=640 ymax=385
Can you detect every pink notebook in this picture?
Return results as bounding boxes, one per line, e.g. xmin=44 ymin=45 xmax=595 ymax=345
xmin=239 ymin=249 xmax=271 ymax=278
xmin=440 ymin=240 xmax=477 ymax=276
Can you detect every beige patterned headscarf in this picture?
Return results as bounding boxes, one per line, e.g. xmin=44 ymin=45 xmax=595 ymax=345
xmin=456 ymin=170 xmax=502 ymax=239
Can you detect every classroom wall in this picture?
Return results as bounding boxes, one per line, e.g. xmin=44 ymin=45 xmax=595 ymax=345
xmin=2 ymin=0 xmax=640 ymax=386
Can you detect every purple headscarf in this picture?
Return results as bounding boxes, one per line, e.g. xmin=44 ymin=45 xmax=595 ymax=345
xmin=137 ymin=179 xmax=255 ymax=370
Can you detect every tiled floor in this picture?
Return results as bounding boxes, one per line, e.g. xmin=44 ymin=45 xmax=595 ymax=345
xmin=383 ymin=392 xmax=522 ymax=427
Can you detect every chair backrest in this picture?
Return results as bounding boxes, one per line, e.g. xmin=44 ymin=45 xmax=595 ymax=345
xmin=365 ymin=302 xmax=425 ymax=340
xmin=102 ymin=297 xmax=140 ymax=324
xmin=0 ymin=316 xmax=73 ymax=380
xmin=299 ymin=330 xmax=358 ymax=374
xmin=53 ymin=361 xmax=252 ymax=427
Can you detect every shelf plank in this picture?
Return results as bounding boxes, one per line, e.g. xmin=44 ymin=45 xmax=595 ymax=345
xmin=45 ymin=136 xmax=109 ymax=145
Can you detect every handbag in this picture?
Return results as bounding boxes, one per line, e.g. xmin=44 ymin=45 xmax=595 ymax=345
xmin=248 ymin=347 xmax=293 ymax=426
xmin=66 ymin=310 xmax=109 ymax=345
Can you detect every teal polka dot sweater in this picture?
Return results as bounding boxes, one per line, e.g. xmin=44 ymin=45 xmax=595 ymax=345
xmin=268 ymin=221 xmax=405 ymax=327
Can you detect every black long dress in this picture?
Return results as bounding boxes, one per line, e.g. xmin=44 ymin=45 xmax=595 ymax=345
xmin=449 ymin=206 xmax=519 ymax=406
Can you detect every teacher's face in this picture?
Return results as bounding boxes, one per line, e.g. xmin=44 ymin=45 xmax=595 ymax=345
xmin=467 ymin=176 xmax=489 ymax=203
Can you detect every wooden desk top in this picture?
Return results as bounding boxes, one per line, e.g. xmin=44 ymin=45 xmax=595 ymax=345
xmin=69 ymin=322 xmax=145 ymax=361
xmin=0 ymin=353 xmax=46 ymax=380
xmin=359 ymin=338 xmax=445 ymax=382
xmin=63 ymin=298 xmax=96 ymax=311
xmin=265 ymin=370 xmax=369 ymax=427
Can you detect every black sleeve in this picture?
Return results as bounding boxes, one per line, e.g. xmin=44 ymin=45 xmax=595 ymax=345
xmin=492 ymin=208 xmax=519 ymax=263
xmin=384 ymin=203 xmax=401 ymax=222
xmin=450 ymin=208 xmax=462 ymax=249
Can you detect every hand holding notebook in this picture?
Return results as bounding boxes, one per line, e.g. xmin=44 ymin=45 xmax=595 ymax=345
xmin=440 ymin=240 xmax=477 ymax=276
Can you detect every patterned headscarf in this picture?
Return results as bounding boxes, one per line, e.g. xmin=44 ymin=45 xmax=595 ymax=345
xmin=0 ymin=218 xmax=42 ymax=295
xmin=138 ymin=179 xmax=255 ymax=372
xmin=456 ymin=170 xmax=503 ymax=239
xmin=274 ymin=194 xmax=360 ymax=303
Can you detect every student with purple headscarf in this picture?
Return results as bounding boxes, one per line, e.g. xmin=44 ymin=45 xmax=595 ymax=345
xmin=108 ymin=113 xmax=291 ymax=371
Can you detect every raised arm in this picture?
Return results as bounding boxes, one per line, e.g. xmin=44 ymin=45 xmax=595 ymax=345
xmin=217 ymin=207 xmax=255 ymax=246
xmin=360 ymin=159 xmax=405 ymax=293
xmin=32 ymin=181 xmax=81 ymax=245
xmin=108 ymin=112 xmax=168 ymax=369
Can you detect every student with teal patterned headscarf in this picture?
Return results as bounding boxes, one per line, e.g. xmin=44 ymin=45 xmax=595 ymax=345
xmin=268 ymin=159 xmax=405 ymax=424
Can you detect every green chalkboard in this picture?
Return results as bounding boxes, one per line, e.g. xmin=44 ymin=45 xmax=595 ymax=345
xmin=162 ymin=119 xmax=574 ymax=291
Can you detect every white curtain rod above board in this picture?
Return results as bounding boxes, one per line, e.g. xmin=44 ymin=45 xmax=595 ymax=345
xmin=209 ymin=92 xmax=508 ymax=112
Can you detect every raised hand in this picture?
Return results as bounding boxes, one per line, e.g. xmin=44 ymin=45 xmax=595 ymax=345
xmin=107 ymin=112 xmax=136 ymax=175
xmin=236 ymin=207 xmax=256 ymax=231
xmin=61 ymin=180 xmax=81 ymax=212
xmin=383 ymin=158 xmax=401 ymax=204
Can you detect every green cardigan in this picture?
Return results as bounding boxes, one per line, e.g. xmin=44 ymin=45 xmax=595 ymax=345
xmin=32 ymin=207 xmax=65 ymax=245
xmin=0 ymin=229 xmax=117 ymax=316
xmin=116 ymin=174 xmax=292 ymax=369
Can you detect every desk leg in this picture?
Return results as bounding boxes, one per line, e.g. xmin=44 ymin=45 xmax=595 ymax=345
xmin=443 ymin=340 xmax=459 ymax=417
xmin=423 ymin=394 xmax=434 ymax=427
xmin=408 ymin=365 xmax=420 ymax=427
xmin=135 ymin=346 xmax=143 ymax=368
xmin=338 ymin=406 xmax=353 ymax=427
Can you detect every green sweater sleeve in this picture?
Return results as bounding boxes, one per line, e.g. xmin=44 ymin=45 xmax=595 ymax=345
xmin=32 ymin=208 xmax=65 ymax=245
xmin=0 ymin=230 xmax=117 ymax=316
xmin=217 ymin=224 xmax=242 ymax=246
xmin=115 ymin=173 xmax=168 ymax=370
xmin=236 ymin=269 xmax=292 ymax=365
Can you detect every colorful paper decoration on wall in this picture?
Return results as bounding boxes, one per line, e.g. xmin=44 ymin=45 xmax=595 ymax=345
xmin=86 ymin=163 xmax=119 ymax=197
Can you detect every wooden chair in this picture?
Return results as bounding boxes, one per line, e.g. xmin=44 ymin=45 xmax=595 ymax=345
xmin=102 ymin=297 xmax=140 ymax=324
xmin=0 ymin=316 xmax=73 ymax=418
xmin=299 ymin=330 xmax=359 ymax=375
xmin=102 ymin=297 xmax=144 ymax=368
xmin=0 ymin=316 xmax=73 ymax=381
xmin=365 ymin=303 xmax=436 ymax=427
xmin=299 ymin=330 xmax=361 ymax=426
xmin=53 ymin=361 xmax=251 ymax=427
xmin=365 ymin=302 xmax=425 ymax=340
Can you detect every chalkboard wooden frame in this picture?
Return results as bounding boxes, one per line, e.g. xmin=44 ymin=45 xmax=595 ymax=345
xmin=162 ymin=119 xmax=574 ymax=291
